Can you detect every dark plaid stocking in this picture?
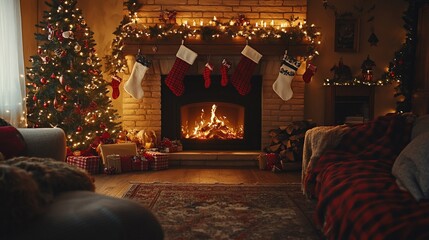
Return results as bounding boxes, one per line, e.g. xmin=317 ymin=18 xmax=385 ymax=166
xmin=165 ymin=45 xmax=198 ymax=96
xmin=231 ymin=45 xmax=262 ymax=95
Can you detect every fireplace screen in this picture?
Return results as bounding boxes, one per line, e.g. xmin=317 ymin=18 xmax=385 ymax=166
xmin=181 ymin=102 xmax=244 ymax=140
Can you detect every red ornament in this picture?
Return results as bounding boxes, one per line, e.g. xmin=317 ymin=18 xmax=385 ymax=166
xmin=50 ymin=73 xmax=56 ymax=79
xmin=76 ymin=126 xmax=82 ymax=132
xmin=37 ymin=46 xmax=42 ymax=55
xmin=43 ymin=102 xmax=48 ymax=108
xmin=40 ymin=77 xmax=47 ymax=84
xmin=65 ymin=85 xmax=72 ymax=92
xmin=60 ymin=94 xmax=67 ymax=101
xmin=32 ymin=95 xmax=37 ymax=101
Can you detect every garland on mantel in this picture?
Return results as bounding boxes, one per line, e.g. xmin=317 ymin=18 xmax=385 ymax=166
xmin=104 ymin=0 xmax=322 ymax=76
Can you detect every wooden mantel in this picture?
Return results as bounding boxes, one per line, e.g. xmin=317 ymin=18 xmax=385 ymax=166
xmin=123 ymin=36 xmax=313 ymax=57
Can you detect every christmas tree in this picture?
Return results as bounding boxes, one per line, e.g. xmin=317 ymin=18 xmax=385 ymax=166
xmin=26 ymin=0 xmax=121 ymax=155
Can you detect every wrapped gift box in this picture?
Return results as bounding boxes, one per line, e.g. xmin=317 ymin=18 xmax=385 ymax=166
xmin=144 ymin=151 xmax=168 ymax=171
xmin=132 ymin=156 xmax=149 ymax=171
xmin=66 ymin=156 xmax=100 ymax=175
xmin=105 ymin=154 xmax=122 ymax=174
xmin=99 ymin=143 xmax=138 ymax=165
xmin=120 ymin=155 xmax=133 ymax=172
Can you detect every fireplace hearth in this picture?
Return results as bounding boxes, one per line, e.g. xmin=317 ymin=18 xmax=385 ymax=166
xmin=161 ymin=75 xmax=262 ymax=151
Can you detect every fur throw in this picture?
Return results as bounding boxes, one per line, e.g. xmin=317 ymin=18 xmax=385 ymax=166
xmin=0 ymin=157 xmax=95 ymax=235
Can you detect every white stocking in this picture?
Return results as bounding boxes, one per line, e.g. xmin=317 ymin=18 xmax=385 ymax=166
xmin=124 ymin=62 xmax=148 ymax=99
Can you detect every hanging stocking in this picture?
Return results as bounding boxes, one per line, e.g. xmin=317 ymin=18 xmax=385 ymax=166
xmin=124 ymin=53 xmax=151 ymax=99
xmin=272 ymin=52 xmax=301 ymax=101
xmin=220 ymin=58 xmax=231 ymax=87
xmin=124 ymin=61 xmax=149 ymax=99
xmin=165 ymin=45 xmax=198 ymax=96
xmin=203 ymin=62 xmax=213 ymax=88
xmin=110 ymin=75 xmax=122 ymax=99
xmin=231 ymin=45 xmax=262 ymax=95
xmin=303 ymin=63 xmax=317 ymax=83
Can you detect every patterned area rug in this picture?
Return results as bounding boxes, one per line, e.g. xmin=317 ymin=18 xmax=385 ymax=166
xmin=123 ymin=183 xmax=320 ymax=240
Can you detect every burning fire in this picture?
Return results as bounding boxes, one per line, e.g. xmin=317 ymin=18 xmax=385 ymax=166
xmin=182 ymin=104 xmax=243 ymax=139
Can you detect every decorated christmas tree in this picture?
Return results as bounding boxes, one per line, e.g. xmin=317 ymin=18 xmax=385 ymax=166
xmin=26 ymin=0 xmax=121 ymax=155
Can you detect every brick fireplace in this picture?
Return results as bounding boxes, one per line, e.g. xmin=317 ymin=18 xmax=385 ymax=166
xmin=120 ymin=0 xmax=308 ymax=150
xmin=121 ymin=55 xmax=305 ymax=150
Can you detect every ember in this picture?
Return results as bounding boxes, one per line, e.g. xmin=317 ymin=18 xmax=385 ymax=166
xmin=182 ymin=104 xmax=243 ymax=139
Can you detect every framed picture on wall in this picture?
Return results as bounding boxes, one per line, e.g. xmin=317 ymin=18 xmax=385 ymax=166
xmin=335 ymin=17 xmax=359 ymax=52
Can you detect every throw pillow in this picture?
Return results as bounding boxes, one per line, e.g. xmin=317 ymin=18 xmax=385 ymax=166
xmin=392 ymin=131 xmax=429 ymax=201
xmin=0 ymin=126 xmax=27 ymax=159
xmin=411 ymin=114 xmax=429 ymax=140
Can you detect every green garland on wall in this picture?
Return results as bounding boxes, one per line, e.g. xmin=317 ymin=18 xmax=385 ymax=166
xmin=383 ymin=0 xmax=418 ymax=113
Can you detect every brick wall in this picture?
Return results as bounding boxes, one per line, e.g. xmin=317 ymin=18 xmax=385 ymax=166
xmin=122 ymin=0 xmax=307 ymax=149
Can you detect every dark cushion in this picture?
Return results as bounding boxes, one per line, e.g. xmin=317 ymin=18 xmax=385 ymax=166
xmin=0 ymin=126 xmax=27 ymax=159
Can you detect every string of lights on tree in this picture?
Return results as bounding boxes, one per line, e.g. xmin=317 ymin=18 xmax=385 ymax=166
xmin=105 ymin=0 xmax=322 ymax=76
xmin=26 ymin=0 xmax=121 ymax=155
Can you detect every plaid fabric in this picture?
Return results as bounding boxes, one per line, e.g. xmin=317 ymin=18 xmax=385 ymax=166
xmin=131 ymin=156 xmax=149 ymax=171
xmin=314 ymin=159 xmax=429 ymax=240
xmin=301 ymin=114 xmax=429 ymax=239
xmin=231 ymin=55 xmax=257 ymax=95
xmin=144 ymin=151 xmax=168 ymax=170
xmin=66 ymin=156 xmax=100 ymax=174
xmin=304 ymin=114 xmax=413 ymax=197
xmin=165 ymin=58 xmax=190 ymax=96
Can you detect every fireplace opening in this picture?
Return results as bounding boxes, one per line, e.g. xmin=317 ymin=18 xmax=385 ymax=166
xmin=181 ymin=102 xmax=244 ymax=140
xmin=161 ymin=75 xmax=261 ymax=151
xmin=335 ymin=96 xmax=370 ymax=124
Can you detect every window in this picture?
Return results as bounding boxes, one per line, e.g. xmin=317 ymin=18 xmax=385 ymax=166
xmin=0 ymin=0 xmax=26 ymax=127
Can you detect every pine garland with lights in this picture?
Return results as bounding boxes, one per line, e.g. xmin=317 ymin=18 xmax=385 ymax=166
xmin=26 ymin=0 xmax=121 ymax=154
xmin=105 ymin=4 xmax=322 ymax=75
xmin=383 ymin=0 xmax=418 ymax=113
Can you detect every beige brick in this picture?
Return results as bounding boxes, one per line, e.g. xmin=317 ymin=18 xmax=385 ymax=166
xmin=239 ymin=0 xmax=259 ymax=6
xmin=155 ymin=0 xmax=187 ymax=4
xmin=231 ymin=6 xmax=251 ymax=12
xmin=253 ymin=6 xmax=293 ymax=13
xmin=199 ymin=0 xmax=223 ymax=5
xmin=223 ymin=0 xmax=240 ymax=6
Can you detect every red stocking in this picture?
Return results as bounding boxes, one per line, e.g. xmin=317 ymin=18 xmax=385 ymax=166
xmin=220 ymin=58 xmax=231 ymax=87
xmin=203 ymin=62 xmax=213 ymax=88
xmin=303 ymin=63 xmax=317 ymax=83
xmin=110 ymin=75 xmax=122 ymax=99
xmin=231 ymin=45 xmax=262 ymax=95
xmin=165 ymin=45 xmax=198 ymax=96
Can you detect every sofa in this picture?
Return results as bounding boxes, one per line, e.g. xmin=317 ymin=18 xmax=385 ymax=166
xmin=302 ymin=114 xmax=429 ymax=240
xmin=0 ymin=127 xmax=164 ymax=240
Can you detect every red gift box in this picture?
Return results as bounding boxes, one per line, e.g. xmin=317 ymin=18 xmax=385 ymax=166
xmin=66 ymin=156 xmax=100 ymax=174
xmin=144 ymin=151 xmax=168 ymax=171
xmin=120 ymin=155 xmax=133 ymax=172
xmin=262 ymin=153 xmax=281 ymax=171
xmin=131 ymin=156 xmax=149 ymax=171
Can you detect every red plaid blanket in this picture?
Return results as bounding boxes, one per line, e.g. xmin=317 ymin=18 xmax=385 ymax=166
xmin=303 ymin=114 xmax=429 ymax=239
xmin=314 ymin=159 xmax=429 ymax=240
xmin=304 ymin=114 xmax=412 ymax=197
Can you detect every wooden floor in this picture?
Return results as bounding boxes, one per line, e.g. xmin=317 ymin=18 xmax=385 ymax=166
xmin=93 ymin=167 xmax=302 ymax=198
